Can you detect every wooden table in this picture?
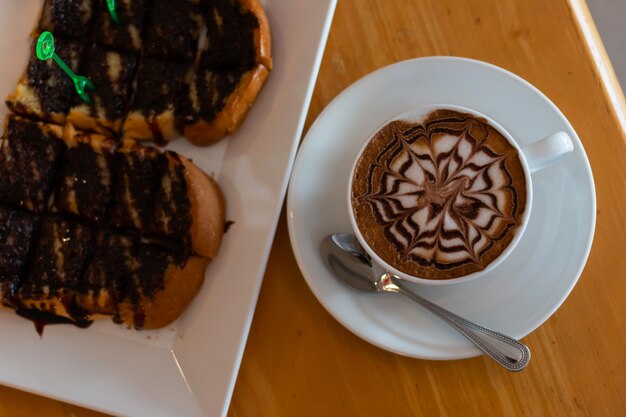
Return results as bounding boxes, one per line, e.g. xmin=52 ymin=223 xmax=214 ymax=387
xmin=2 ymin=0 xmax=625 ymax=415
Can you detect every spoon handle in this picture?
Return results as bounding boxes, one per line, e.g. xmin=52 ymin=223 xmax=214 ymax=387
xmin=390 ymin=278 xmax=531 ymax=371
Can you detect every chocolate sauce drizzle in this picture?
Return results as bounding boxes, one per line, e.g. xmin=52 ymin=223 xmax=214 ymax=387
xmin=16 ymin=307 xmax=93 ymax=336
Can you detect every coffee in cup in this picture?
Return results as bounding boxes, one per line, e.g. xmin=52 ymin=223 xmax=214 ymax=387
xmin=348 ymin=105 xmax=572 ymax=284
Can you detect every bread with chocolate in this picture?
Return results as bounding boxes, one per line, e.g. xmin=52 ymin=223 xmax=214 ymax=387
xmin=183 ymin=64 xmax=269 ymax=145
xmin=200 ymin=0 xmax=272 ymax=70
xmin=52 ymin=125 xmax=117 ymax=223
xmin=93 ymin=0 xmax=149 ymax=52
xmin=122 ymin=58 xmax=194 ymax=143
xmin=36 ymin=0 xmax=96 ymax=40
xmin=182 ymin=0 xmax=272 ymax=145
xmin=0 ymin=116 xmax=65 ymax=213
xmin=19 ymin=217 xmax=93 ymax=320
xmin=144 ymin=0 xmax=204 ymax=60
xmin=8 ymin=0 xmax=272 ymax=145
xmin=67 ymin=45 xmax=138 ymax=134
xmin=6 ymin=38 xmax=83 ymax=124
xmin=109 ymin=140 xmax=165 ymax=231
xmin=0 ymin=118 xmax=226 ymax=329
xmin=0 ymin=206 xmax=39 ymax=308
xmin=122 ymin=0 xmax=272 ymax=145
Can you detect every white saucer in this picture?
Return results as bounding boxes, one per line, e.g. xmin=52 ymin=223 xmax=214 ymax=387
xmin=286 ymin=57 xmax=596 ymax=360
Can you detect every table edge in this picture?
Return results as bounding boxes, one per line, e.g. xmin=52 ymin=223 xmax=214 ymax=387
xmin=568 ymin=0 xmax=626 ymax=136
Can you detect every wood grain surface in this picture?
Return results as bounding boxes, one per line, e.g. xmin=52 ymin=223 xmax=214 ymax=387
xmin=1 ymin=0 xmax=625 ymax=416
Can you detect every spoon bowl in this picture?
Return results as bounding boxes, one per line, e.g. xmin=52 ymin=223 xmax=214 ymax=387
xmin=322 ymin=234 xmax=377 ymax=292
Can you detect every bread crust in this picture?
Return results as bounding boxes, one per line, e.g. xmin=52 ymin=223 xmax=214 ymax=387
xmin=117 ymin=255 xmax=209 ymax=329
xmin=240 ymin=0 xmax=273 ymax=70
xmin=184 ymin=64 xmax=269 ymax=146
xmin=15 ymin=256 xmax=209 ymax=329
xmin=180 ymin=156 xmax=225 ymax=258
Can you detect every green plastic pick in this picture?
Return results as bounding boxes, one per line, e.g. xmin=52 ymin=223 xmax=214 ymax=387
xmin=106 ymin=0 xmax=120 ymax=24
xmin=36 ymin=31 xmax=95 ymax=104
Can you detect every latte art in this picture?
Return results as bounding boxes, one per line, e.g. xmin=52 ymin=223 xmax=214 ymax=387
xmin=351 ymin=110 xmax=527 ymax=279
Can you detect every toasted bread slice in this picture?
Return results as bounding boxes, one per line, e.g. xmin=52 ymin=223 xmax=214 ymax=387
xmin=16 ymin=220 xmax=214 ymax=330
xmin=179 ymin=0 xmax=270 ymax=145
xmin=123 ymin=0 xmax=271 ymax=145
xmin=122 ymin=58 xmax=194 ymax=143
xmin=184 ymin=64 xmax=269 ymax=146
xmin=201 ymin=0 xmax=272 ymax=70
xmin=0 ymin=120 xmax=225 ymax=329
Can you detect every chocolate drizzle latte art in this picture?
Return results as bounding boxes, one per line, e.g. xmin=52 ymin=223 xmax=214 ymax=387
xmin=351 ymin=110 xmax=527 ymax=279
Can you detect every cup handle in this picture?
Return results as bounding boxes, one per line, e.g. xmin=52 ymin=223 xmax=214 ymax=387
xmin=521 ymin=132 xmax=574 ymax=174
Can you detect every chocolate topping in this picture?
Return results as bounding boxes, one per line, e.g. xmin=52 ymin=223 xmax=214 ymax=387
xmin=82 ymin=231 xmax=137 ymax=304
xmin=201 ymin=0 xmax=259 ymax=69
xmin=126 ymin=243 xmax=172 ymax=302
xmin=0 ymin=207 xmax=39 ymax=307
xmin=75 ymin=44 xmax=138 ymax=123
xmin=0 ymin=119 xmax=197 ymax=328
xmin=8 ymin=0 xmax=269 ymax=144
xmin=23 ymin=217 xmax=93 ymax=296
xmin=94 ymin=0 xmax=149 ymax=52
xmin=110 ymin=144 xmax=166 ymax=231
xmin=0 ymin=207 xmax=38 ymax=279
xmin=194 ymin=67 xmax=246 ymax=123
xmin=144 ymin=1 xmax=203 ymax=60
xmin=0 ymin=117 xmax=64 ymax=212
xmin=9 ymin=38 xmax=83 ymax=120
xmin=16 ymin=307 xmax=93 ymax=335
xmin=16 ymin=215 xmax=96 ymax=330
xmin=131 ymin=58 xmax=193 ymax=116
xmin=53 ymin=136 xmax=115 ymax=223
xmin=38 ymin=0 xmax=96 ymax=39
xmin=148 ymin=152 xmax=192 ymax=252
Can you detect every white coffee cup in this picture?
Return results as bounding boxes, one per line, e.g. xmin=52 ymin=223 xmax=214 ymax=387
xmin=347 ymin=104 xmax=574 ymax=285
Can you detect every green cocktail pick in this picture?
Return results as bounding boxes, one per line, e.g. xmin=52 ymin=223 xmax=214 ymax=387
xmin=106 ymin=0 xmax=120 ymax=24
xmin=36 ymin=31 xmax=95 ymax=104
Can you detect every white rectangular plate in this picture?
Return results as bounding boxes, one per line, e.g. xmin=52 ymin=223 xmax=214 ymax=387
xmin=0 ymin=0 xmax=337 ymax=416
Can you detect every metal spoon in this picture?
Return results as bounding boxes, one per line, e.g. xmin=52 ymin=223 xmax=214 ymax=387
xmin=321 ymin=233 xmax=531 ymax=371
